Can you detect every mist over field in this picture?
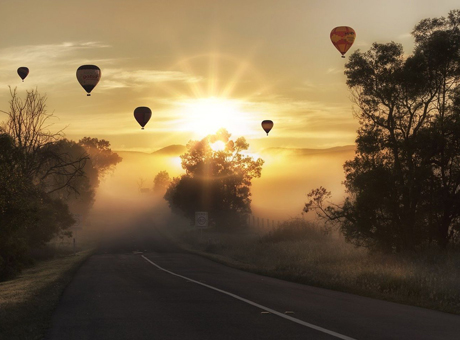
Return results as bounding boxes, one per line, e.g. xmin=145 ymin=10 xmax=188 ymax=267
xmin=86 ymin=145 xmax=356 ymax=238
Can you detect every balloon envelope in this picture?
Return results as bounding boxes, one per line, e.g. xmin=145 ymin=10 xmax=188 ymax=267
xmin=261 ymin=120 xmax=274 ymax=136
xmin=134 ymin=107 xmax=152 ymax=129
xmin=17 ymin=67 xmax=29 ymax=81
xmin=76 ymin=65 xmax=101 ymax=96
xmin=330 ymin=26 xmax=356 ymax=57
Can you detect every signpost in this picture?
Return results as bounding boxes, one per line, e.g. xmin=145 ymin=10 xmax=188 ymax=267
xmin=195 ymin=211 xmax=208 ymax=230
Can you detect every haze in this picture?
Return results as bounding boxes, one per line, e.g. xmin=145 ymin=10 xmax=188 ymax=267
xmin=89 ymin=146 xmax=355 ymax=232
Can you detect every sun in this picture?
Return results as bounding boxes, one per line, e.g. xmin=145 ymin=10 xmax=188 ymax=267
xmin=178 ymin=97 xmax=254 ymax=138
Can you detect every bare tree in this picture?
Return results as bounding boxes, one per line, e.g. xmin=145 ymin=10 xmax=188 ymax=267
xmin=1 ymin=87 xmax=88 ymax=195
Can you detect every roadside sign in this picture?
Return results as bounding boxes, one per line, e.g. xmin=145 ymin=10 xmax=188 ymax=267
xmin=195 ymin=212 xmax=208 ymax=229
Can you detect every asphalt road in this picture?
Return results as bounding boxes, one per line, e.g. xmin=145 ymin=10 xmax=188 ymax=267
xmin=46 ymin=228 xmax=460 ymax=340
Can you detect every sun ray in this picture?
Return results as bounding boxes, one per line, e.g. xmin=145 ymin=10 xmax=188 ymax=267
xmin=207 ymin=52 xmax=219 ymax=97
xmin=220 ymin=45 xmax=263 ymax=98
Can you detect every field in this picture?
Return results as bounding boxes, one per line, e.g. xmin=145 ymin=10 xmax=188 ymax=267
xmin=172 ymin=219 xmax=460 ymax=315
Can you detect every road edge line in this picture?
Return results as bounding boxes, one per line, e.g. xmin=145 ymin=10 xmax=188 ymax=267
xmin=141 ymin=255 xmax=355 ymax=340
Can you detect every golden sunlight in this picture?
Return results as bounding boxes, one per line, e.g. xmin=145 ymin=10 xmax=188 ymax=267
xmin=178 ymin=97 xmax=255 ymax=138
xmin=210 ymin=140 xmax=226 ymax=151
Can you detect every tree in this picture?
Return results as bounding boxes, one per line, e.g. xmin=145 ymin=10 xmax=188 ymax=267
xmin=0 ymin=89 xmax=123 ymax=279
xmin=1 ymin=88 xmax=88 ymax=195
xmin=70 ymin=137 xmax=122 ymax=214
xmin=304 ymin=10 xmax=460 ymax=251
xmin=0 ymin=133 xmax=75 ymax=280
xmin=165 ymin=129 xmax=264 ymax=230
xmin=78 ymin=137 xmax=122 ymax=180
xmin=0 ymin=133 xmax=36 ymax=279
xmin=153 ymin=171 xmax=171 ymax=194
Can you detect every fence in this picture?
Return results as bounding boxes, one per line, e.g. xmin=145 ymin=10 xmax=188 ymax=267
xmin=246 ymin=214 xmax=282 ymax=232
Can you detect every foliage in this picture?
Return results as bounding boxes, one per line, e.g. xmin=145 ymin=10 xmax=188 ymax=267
xmin=153 ymin=170 xmax=171 ymax=194
xmin=165 ymin=128 xmax=264 ymax=230
xmin=261 ymin=218 xmax=326 ymax=243
xmin=0 ymin=133 xmax=37 ymax=279
xmin=0 ymin=89 xmax=121 ymax=280
xmin=305 ymin=10 xmax=460 ymax=252
xmin=179 ymin=225 xmax=460 ymax=314
xmin=68 ymin=137 xmax=122 ymax=215
xmin=1 ymin=88 xmax=88 ymax=195
xmin=78 ymin=137 xmax=122 ymax=180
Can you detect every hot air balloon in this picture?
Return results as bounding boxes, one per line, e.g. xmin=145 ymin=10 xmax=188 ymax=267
xmin=76 ymin=65 xmax=101 ymax=96
xmin=17 ymin=67 xmax=29 ymax=82
xmin=330 ymin=26 xmax=356 ymax=58
xmin=261 ymin=120 xmax=273 ymax=136
xmin=134 ymin=107 xmax=152 ymax=130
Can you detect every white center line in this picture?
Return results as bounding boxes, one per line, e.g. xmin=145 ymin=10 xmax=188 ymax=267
xmin=141 ymin=255 xmax=356 ymax=340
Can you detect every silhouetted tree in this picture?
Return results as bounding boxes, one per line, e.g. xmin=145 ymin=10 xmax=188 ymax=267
xmin=0 ymin=133 xmax=37 ymax=279
xmin=1 ymin=88 xmax=88 ymax=195
xmin=305 ymin=10 xmax=460 ymax=251
xmin=0 ymin=89 xmax=122 ymax=280
xmin=165 ymin=129 xmax=264 ymax=230
xmin=78 ymin=137 xmax=122 ymax=180
xmin=153 ymin=170 xmax=171 ymax=195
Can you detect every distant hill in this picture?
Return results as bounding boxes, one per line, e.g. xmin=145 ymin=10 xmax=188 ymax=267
xmin=151 ymin=145 xmax=186 ymax=156
xmin=261 ymin=145 xmax=355 ymax=157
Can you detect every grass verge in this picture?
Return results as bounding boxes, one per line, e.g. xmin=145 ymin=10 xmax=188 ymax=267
xmin=0 ymin=249 xmax=94 ymax=340
xmin=164 ymin=220 xmax=460 ymax=315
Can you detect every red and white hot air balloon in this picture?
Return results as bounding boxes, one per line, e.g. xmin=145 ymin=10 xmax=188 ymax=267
xmin=76 ymin=65 xmax=101 ymax=96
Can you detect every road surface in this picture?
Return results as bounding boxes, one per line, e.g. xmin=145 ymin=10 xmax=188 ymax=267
xmin=46 ymin=227 xmax=460 ymax=339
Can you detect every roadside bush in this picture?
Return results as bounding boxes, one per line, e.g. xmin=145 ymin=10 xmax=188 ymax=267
xmin=261 ymin=218 xmax=326 ymax=243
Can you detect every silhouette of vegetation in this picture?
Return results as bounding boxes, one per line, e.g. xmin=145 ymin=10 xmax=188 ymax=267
xmin=0 ymin=89 xmax=121 ymax=280
xmin=305 ymin=10 xmax=460 ymax=252
xmin=165 ymin=128 xmax=264 ymax=230
xmin=70 ymin=137 xmax=122 ymax=215
xmin=261 ymin=218 xmax=326 ymax=243
xmin=153 ymin=170 xmax=171 ymax=195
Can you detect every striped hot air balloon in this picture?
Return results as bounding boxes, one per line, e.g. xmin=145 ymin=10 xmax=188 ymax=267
xmin=330 ymin=26 xmax=356 ymax=58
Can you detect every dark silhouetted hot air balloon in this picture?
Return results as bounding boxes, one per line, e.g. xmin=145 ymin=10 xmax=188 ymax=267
xmin=76 ymin=65 xmax=101 ymax=96
xmin=330 ymin=26 xmax=356 ymax=58
xmin=134 ymin=107 xmax=152 ymax=130
xmin=261 ymin=120 xmax=273 ymax=136
xmin=17 ymin=67 xmax=29 ymax=82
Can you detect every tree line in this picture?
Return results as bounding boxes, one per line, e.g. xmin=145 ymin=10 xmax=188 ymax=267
xmin=0 ymin=88 xmax=121 ymax=280
xmin=305 ymin=10 xmax=460 ymax=252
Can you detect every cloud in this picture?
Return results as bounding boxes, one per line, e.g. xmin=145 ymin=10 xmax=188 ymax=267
xmin=0 ymin=41 xmax=115 ymax=89
xmin=0 ymin=42 xmax=111 ymax=65
xmin=99 ymin=69 xmax=203 ymax=89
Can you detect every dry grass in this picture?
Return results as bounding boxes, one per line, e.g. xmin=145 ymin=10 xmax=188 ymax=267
xmin=175 ymin=219 xmax=460 ymax=314
xmin=0 ymin=249 xmax=94 ymax=340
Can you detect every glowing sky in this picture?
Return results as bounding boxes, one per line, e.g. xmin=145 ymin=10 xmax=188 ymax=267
xmin=1 ymin=0 xmax=459 ymax=152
